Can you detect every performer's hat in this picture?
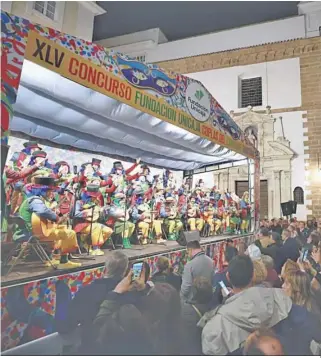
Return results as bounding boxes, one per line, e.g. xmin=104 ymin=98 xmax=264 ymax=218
xmin=32 ymin=150 xmax=47 ymax=158
xmin=34 ymin=176 xmax=57 ymax=188
xmin=92 ymin=158 xmax=101 ymax=166
xmin=165 ymin=196 xmax=175 ymax=203
xmin=56 ymin=161 xmax=69 ymax=168
xmin=23 ymin=141 xmax=42 ymax=150
xmin=113 ymin=161 xmax=123 ymax=169
xmin=87 ymin=184 xmax=100 ymax=193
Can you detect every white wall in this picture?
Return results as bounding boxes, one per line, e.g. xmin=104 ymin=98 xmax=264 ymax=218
xmin=75 ymin=2 xmax=95 ymax=41
xmin=146 ymin=16 xmax=306 ymax=63
xmin=187 ymin=58 xmax=302 ymax=112
xmin=5 ymin=1 xmax=103 ymax=42
xmin=273 ymin=111 xmax=307 ymax=220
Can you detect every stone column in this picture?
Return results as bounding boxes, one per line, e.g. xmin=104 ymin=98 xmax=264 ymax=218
xmin=273 ymin=171 xmax=281 ymax=218
xmin=222 ymin=172 xmax=229 ymax=192
xmin=282 ymin=171 xmax=292 ymax=202
xmin=213 ymin=173 xmax=220 ymax=188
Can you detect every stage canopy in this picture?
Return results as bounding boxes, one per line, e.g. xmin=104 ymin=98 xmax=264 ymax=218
xmin=2 ymin=12 xmax=257 ymax=171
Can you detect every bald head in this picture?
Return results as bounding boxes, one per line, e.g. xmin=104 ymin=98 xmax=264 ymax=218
xmin=244 ymin=329 xmax=284 ymax=356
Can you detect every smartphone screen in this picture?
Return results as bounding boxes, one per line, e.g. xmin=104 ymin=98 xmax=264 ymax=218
xmin=219 ymin=280 xmax=230 ymax=296
xmin=302 ymin=249 xmax=308 ymax=262
xmin=132 ymin=262 xmax=143 ymax=279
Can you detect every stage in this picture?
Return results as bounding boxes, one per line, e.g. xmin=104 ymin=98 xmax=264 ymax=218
xmin=1 ymin=233 xmax=251 ymax=287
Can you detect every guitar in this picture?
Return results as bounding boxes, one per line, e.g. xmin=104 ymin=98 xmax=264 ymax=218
xmin=168 ymin=207 xmax=178 ymax=219
xmin=187 ymin=206 xmax=197 ymax=218
xmin=31 ymin=213 xmax=68 ymax=240
xmin=82 ymin=207 xmax=102 ymax=222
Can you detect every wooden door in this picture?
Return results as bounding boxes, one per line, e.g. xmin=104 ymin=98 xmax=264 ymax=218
xmin=235 ymin=180 xmax=268 ymax=219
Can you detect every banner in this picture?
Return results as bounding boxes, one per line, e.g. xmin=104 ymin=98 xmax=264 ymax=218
xmin=24 ymin=30 xmax=256 ymax=158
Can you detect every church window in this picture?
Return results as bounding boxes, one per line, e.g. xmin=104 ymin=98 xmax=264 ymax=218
xmin=240 ymin=77 xmax=262 ymax=108
xmin=293 ymin=187 xmax=304 ymax=204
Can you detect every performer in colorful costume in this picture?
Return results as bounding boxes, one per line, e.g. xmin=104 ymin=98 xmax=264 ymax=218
xmin=107 ymin=192 xmax=135 ymax=249
xmin=160 ymin=196 xmax=183 ymax=240
xmin=74 ymin=184 xmax=113 ymax=255
xmin=14 ymin=177 xmax=80 ymax=269
xmin=110 ymin=159 xmax=140 ymax=194
xmin=187 ymin=197 xmax=204 ymax=232
xmin=53 ymin=161 xmax=75 ymax=215
xmin=228 ymin=200 xmax=241 ymax=234
xmin=240 ymin=191 xmax=251 ymax=233
xmin=131 ymin=191 xmax=164 ymax=244
xmin=202 ymin=199 xmax=218 ymax=234
xmin=91 ymin=158 xmax=106 ymax=179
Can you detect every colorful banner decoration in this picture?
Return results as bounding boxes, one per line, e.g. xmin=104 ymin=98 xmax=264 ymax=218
xmin=1 ymin=11 xmax=258 ymax=158
xmin=1 ymin=236 xmax=253 ymax=352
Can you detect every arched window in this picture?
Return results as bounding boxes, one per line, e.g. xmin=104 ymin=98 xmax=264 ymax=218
xmin=293 ymin=187 xmax=304 ymax=204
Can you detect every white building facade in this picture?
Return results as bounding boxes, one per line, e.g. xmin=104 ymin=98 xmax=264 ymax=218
xmin=96 ymin=1 xmax=321 ymax=220
xmin=2 ymin=1 xmax=105 ymax=41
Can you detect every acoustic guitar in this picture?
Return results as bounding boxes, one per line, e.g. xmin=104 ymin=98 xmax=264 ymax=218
xmin=31 ymin=213 xmax=68 ymax=240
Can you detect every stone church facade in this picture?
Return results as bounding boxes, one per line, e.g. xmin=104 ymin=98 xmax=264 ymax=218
xmin=158 ymin=36 xmax=321 ymax=220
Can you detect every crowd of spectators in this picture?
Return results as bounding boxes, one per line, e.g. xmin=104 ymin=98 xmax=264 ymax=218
xmin=56 ymin=218 xmax=321 ymax=356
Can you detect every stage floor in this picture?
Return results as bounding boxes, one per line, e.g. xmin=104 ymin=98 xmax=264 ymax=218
xmin=1 ymin=234 xmax=251 ymax=287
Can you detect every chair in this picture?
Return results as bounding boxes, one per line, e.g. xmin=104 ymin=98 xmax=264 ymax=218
xmin=2 ymin=216 xmax=57 ymax=276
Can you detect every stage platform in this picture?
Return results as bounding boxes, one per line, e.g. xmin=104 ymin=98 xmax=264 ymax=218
xmin=1 ymin=233 xmax=251 ymax=288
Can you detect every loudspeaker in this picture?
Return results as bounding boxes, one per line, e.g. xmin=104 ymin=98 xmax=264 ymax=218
xmin=177 ymin=231 xmax=200 ymax=246
xmin=289 ymin=200 xmax=297 ymax=214
xmin=281 ymin=201 xmax=297 ymax=216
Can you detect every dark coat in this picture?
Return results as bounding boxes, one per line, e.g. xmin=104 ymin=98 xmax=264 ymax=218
xmin=151 ymin=271 xmax=182 ymax=291
xmin=255 ymin=240 xmax=284 ymax=273
xmin=279 ymin=237 xmax=300 ymax=268
xmin=181 ymin=301 xmax=212 ymax=356
xmin=274 ymin=304 xmax=321 ymax=355
xmin=56 ymin=277 xmax=119 ymax=343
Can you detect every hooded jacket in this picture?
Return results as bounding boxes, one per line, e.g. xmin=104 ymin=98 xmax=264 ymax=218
xmin=199 ymin=286 xmax=292 ymax=356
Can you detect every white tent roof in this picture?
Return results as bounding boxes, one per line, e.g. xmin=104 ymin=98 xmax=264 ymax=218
xmin=11 ymin=60 xmax=245 ymax=170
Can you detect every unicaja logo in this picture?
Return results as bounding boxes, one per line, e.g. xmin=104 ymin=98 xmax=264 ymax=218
xmin=186 ymin=82 xmax=211 ymax=122
xmin=194 ymin=90 xmax=204 ymax=101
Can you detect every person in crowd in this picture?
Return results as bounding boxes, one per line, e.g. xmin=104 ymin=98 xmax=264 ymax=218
xmin=243 ymin=328 xmax=285 ymax=356
xmin=57 ymin=251 xmax=129 ymax=353
xmin=180 ymin=240 xmax=214 ymax=302
xmin=279 ymin=228 xmax=300 ymax=267
xmin=255 ymin=230 xmax=284 ymax=273
xmin=261 ymin=255 xmax=282 ymax=288
xmin=270 ymin=218 xmax=282 ymax=236
xmin=256 ymin=227 xmax=274 ymax=249
xmin=87 ymin=265 xmax=182 ymax=355
xmin=252 ymin=259 xmax=268 ymax=287
xmin=288 ymin=223 xmax=299 ymax=241
xmin=200 ymin=254 xmax=321 ymax=356
xmin=151 ymin=256 xmax=182 ymax=291
xmin=282 ymin=268 xmax=321 ymax=321
xmin=297 ymin=221 xmax=309 ymax=246
xmin=181 ymin=277 xmax=213 ymax=356
xmin=200 ymin=255 xmax=294 ymax=355
xmin=212 ymin=244 xmax=238 ymax=289
xmin=81 ymin=265 xmax=154 ymax=355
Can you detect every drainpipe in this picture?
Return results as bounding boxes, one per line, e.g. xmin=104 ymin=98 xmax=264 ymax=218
xmin=279 ymin=170 xmax=282 ymax=217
